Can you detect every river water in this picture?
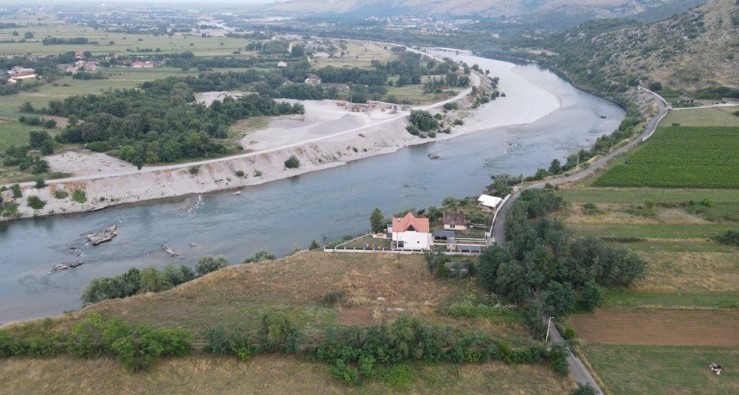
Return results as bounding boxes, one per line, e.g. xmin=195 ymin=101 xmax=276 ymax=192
xmin=0 ymin=53 xmax=625 ymax=324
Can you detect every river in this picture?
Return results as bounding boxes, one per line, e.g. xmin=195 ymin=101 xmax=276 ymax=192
xmin=0 ymin=53 xmax=625 ymax=324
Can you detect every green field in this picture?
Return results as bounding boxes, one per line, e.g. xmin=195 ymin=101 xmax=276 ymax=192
xmin=558 ymin=187 xmax=739 ymax=204
xmin=662 ymin=106 xmax=739 ymax=127
xmin=0 ymin=24 xmax=257 ymax=57
xmin=581 ymin=344 xmax=739 ymax=395
xmin=567 ymin=223 xmax=736 ymax=239
xmin=0 ymin=121 xmax=34 ymax=150
xmin=602 ymin=290 xmax=738 ymax=309
xmin=593 ymin=126 xmax=739 ymax=188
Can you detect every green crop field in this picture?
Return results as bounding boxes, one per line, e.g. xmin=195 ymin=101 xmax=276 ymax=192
xmin=593 ymin=126 xmax=739 ymax=188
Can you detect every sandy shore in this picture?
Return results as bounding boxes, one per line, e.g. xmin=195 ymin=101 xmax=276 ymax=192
xmin=2 ymin=54 xmax=560 ymax=221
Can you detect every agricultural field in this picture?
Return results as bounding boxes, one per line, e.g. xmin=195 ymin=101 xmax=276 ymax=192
xmin=593 ymin=126 xmax=739 ymax=188
xmin=581 ymin=344 xmax=739 ymax=395
xmin=571 ymin=309 xmax=739 ymax=346
xmin=0 ymin=24 xmax=255 ymax=57
xmin=662 ymin=105 xmax=739 ymax=127
xmin=559 ymin=106 xmax=739 ymax=394
xmin=0 ymin=121 xmax=34 ymax=150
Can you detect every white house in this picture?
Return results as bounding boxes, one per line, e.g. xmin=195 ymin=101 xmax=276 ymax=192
xmin=390 ymin=212 xmax=432 ymax=250
xmin=478 ymin=194 xmax=504 ymax=213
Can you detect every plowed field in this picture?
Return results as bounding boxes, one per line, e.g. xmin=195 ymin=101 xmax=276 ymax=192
xmin=571 ymin=309 xmax=739 ymax=345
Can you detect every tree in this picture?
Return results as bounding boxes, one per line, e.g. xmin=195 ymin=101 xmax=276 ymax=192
xmin=580 ymin=280 xmax=602 ymax=312
xmin=196 ymin=255 xmax=229 ymax=276
xmin=545 ymin=281 xmax=576 ymax=317
xmin=284 ymin=155 xmax=300 ymax=169
xmin=549 ymin=159 xmax=562 ymax=175
xmin=24 ymin=31 xmax=33 ymax=39
xmin=648 ymin=81 xmax=662 ymax=91
xmin=370 ymin=208 xmax=385 ymax=233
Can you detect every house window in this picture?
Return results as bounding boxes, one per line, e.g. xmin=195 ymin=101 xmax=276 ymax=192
xmin=398 ymin=241 xmax=404 ymax=248
xmin=450 ymin=224 xmax=455 ymax=228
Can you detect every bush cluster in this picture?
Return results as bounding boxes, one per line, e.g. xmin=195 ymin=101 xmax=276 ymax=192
xmin=0 ymin=313 xmax=192 ymax=372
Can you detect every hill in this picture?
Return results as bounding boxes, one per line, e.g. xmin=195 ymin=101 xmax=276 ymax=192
xmin=264 ymin=0 xmax=708 ymax=21
xmin=541 ymin=0 xmax=739 ymax=93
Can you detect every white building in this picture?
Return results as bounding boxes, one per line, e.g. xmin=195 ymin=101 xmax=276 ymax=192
xmin=478 ymin=194 xmax=504 ymax=213
xmin=390 ymin=212 xmax=432 ymax=250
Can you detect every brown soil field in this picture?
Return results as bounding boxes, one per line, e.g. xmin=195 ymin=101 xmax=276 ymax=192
xmin=571 ymin=309 xmax=739 ymax=345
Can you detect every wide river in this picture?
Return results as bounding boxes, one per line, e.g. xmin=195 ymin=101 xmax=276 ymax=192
xmin=0 ymin=52 xmax=625 ymax=324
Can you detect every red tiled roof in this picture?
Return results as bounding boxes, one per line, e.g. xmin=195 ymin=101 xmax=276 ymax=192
xmin=392 ymin=212 xmax=429 ymax=233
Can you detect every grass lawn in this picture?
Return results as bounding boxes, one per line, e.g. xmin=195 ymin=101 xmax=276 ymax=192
xmin=0 ymin=354 xmax=574 ymax=395
xmin=580 ymin=343 xmax=739 ymax=395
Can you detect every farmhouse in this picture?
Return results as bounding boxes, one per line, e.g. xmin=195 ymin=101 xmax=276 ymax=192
xmin=305 ymin=74 xmax=322 ymax=85
xmin=478 ymin=194 xmax=504 ymax=213
xmin=390 ymin=212 xmax=432 ymax=250
xmin=443 ymin=211 xmax=466 ymax=231
xmin=277 ymin=61 xmax=287 ymax=68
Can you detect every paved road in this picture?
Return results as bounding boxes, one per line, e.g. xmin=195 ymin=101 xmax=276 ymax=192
xmin=490 ymin=88 xmax=668 ymax=394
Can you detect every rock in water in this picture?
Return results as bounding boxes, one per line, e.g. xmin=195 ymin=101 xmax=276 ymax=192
xmin=87 ymin=225 xmax=118 ymax=245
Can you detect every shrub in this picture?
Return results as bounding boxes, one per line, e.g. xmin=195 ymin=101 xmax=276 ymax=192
xmin=254 ymin=169 xmax=262 ymax=177
xmin=54 ymin=190 xmax=69 ymax=199
xmin=27 ymin=196 xmax=46 ymax=210
xmin=34 ymin=178 xmax=46 ymax=189
xmin=570 ymin=384 xmax=598 ymax=395
xmin=196 ymin=255 xmax=228 ymax=276
xmin=582 ymin=203 xmax=604 ymax=215
xmin=310 ymin=239 xmax=320 ymax=250
xmin=284 ymin=155 xmax=300 ymax=169
xmin=243 ymin=250 xmax=276 ymax=263
xmin=11 ymin=184 xmax=22 ymax=198
xmin=259 ymin=311 xmax=294 ymax=352
xmin=713 ymin=230 xmax=739 ymax=246
xmin=188 ymin=165 xmax=200 ymax=175
xmin=322 ymin=290 xmax=346 ymax=306
xmin=235 ymin=170 xmax=245 ymax=177
xmin=72 ymin=189 xmax=87 ymax=203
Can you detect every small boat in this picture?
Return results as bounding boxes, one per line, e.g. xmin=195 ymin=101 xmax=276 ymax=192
xmin=599 ymin=115 xmax=607 ymax=119
xmin=69 ymin=261 xmax=84 ymax=268
xmin=53 ymin=263 xmax=69 ymax=271
xmin=233 ymin=190 xmax=242 ymax=195
xmin=428 ymin=153 xmax=440 ymax=159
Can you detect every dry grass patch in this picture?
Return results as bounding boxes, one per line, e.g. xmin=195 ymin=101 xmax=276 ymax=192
xmin=0 ymin=354 xmax=574 ymax=395
xmin=633 ymin=250 xmax=739 ymax=293
xmin=83 ymin=252 xmax=502 ymax=337
xmin=571 ymin=309 xmax=739 ymax=345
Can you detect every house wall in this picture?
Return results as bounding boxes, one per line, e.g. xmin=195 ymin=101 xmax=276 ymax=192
xmin=443 ymin=224 xmax=467 ymax=231
xmin=392 ymin=231 xmax=432 ymax=250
